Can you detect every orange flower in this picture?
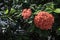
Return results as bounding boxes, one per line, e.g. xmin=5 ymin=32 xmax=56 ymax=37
xmin=22 ymin=8 xmax=32 ymax=19
xmin=34 ymin=11 xmax=54 ymax=30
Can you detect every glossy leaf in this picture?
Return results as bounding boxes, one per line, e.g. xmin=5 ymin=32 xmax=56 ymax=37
xmin=54 ymin=8 xmax=60 ymax=13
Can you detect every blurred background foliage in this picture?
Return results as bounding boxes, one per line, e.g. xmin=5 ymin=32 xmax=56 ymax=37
xmin=0 ymin=0 xmax=60 ymax=40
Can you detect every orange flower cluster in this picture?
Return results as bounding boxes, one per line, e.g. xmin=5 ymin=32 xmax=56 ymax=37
xmin=22 ymin=8 xmax=32 ymax=19
xmin=34 ymin=11 xmax=54 ymax=30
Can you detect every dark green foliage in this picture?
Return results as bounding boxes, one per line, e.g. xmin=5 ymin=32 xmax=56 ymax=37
xmin=0 ymin=0 xmax=60 ymax=40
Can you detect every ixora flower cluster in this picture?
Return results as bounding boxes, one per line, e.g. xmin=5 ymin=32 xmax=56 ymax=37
xmin=22 ymin=8 xmax=54 ymax=30
xmin=34 ymin=11 xmax=54 ymax=30
xmin=22 ymin=8 xmax=32 ymax=19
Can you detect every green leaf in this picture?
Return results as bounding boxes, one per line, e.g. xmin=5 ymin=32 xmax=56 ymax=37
xmin=57 ymin=28 xmax=60 ymax=35
xmin=46 ymin=2 xmax=54 ymax=9
xmin=58 ymin=28 xmax=60 ymax=30
xmin=10 ymin=8 xmax=16 ymax=14
xmin=4 ymin=9 xmax=9 ymax=14
xmin=45 ymin=8 xmax=53 ymax=13
xmin=28 ymin=21 xmax=32 ymax=23
xmin=54 ymin=8 xmax=60 ymax=13
xmin=33 ymin=10 xmax=41 ymax=15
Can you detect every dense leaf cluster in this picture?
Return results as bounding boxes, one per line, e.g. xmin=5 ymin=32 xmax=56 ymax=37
xmin=0 ymin=0 xmax=60 ymax=40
